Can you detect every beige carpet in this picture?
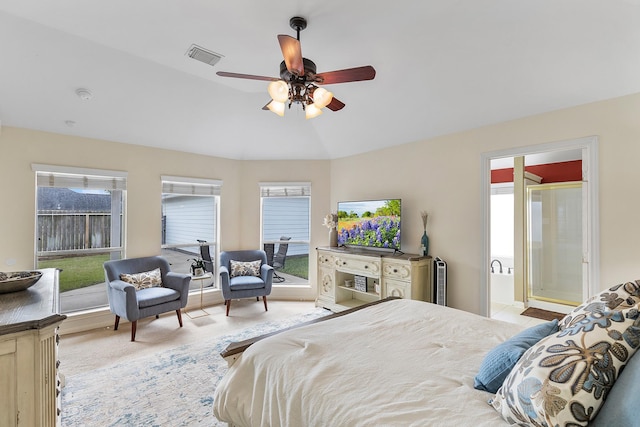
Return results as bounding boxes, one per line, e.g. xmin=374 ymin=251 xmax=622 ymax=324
xmin=59 ymin=299 xmax=315 ymax=377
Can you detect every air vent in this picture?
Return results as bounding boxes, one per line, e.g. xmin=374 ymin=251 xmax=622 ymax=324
xmin=186 ymin=44 xmax=224 ymax=67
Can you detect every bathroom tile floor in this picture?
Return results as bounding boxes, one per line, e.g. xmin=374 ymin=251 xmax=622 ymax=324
xmin=490 ymin=301 xmax=548 ymax=327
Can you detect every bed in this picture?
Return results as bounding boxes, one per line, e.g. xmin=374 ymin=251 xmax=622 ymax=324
xmin=213 ymin=298 xmax=522 ymax=426
xmin=213 ymin=290 xmax=640 ymax=427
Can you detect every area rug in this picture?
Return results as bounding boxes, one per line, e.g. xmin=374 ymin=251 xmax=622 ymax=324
xmin=61 ymin=307 xmax=330 ymax=426
xmin=520 ymin=307 xmax=567 ymax=322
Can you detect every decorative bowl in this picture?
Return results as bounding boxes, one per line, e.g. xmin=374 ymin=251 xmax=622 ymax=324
xmin=0 ymin=271 xmax=43 ymax=294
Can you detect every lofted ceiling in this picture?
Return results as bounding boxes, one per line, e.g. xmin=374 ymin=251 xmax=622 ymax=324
xmin=0 ymin=1 xmax=639 ymax=160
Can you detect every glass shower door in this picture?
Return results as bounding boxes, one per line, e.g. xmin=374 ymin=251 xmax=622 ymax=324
xmin=527 ymin=182 xmax=583 ymax=305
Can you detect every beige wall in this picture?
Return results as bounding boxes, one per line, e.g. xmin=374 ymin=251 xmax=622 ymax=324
xmin=2 ymin=92 xmax=639 ymax=314
xmin=331 ymin=93 xmax=640 ymax=314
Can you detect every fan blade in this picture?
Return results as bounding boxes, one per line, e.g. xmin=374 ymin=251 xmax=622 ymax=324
xmin=216 ymin=71 xmax=279 ymax=82
xmin=315 ymin=66 xmax=376 ymax=85
xmin=326 ymin=97 xmax=345 ymax=111
xmin=277 ymin=35 xmax=304 ymax=76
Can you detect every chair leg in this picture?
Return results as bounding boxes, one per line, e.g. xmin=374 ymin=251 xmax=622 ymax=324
xmin=256 ymin=297 xmax=259 ymax=301
xmin=225 ymin=299 xmax=230 ymax=316
xmin=130 ymin=320 xmax=137 ymax=342
xmin=263 ymin=295 xmax=268 ymax=312
xmin=114 ymin=315 xmax=120 ymax=331
xmin=176 ymin=309 xmax=183 ymax=327
xmin=156 ymin=314 xmax=159 ymax=319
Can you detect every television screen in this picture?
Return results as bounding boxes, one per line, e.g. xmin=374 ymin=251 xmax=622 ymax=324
xmin=337 ymin=199 xmax=401 ymax=249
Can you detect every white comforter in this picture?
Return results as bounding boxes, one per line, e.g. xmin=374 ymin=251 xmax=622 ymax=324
xmin=213 ymin=299 xmax=523 ymax=427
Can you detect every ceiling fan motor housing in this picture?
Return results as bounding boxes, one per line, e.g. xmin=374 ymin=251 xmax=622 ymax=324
xmin=279 ymin=58 xmax=317 ymax=82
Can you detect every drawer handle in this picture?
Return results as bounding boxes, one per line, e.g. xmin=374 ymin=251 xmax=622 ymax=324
xmin=393 ymin=269 xmax=398 ymax=273
xmin=364 ymin=265 xmax=368 ymax=269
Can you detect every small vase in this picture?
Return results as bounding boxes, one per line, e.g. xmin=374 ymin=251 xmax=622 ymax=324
xmin=420 ymin=230 xmax=429 ymax=256
xmin=329 ymin=228 xmax=338 ymax=247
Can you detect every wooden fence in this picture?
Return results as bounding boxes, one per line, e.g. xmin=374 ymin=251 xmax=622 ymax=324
xmin=37 ymin=211 xmax=115 ymax=252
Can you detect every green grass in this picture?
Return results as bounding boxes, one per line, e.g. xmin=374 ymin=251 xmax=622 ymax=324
xmin=279 ymin=254 xmax=309 ymax=280
xmin=38 ymin=254 xmax=110 ymax=292
xmin=37 ymin=252 xmax=310 ymax=291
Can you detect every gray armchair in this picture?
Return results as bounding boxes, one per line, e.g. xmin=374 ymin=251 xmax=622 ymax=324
xmin=104 ymin=256 xmax=191 ymax=341
xmin=219 ymin=250 xmax=274 ymax=316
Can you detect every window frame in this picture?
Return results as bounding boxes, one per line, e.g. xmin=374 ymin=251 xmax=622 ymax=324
xmin=259 ymin=182 xmax=311 ymax=287
xmin=32 ymin=164 xmax=127 ymax=313
xmin=160 ymin=175 xmax=222 ymax=284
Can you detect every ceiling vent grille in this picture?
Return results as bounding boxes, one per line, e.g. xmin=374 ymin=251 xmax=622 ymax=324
xmin=186 ymin=44 xmax=224 ymax=67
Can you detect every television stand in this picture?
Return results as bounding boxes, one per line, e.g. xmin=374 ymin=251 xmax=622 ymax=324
xmin=316 ymin=247 xmax=432 ymax=312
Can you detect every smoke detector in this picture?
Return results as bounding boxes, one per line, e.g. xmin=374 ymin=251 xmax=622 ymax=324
xmin=75 ymin=88 xmax=92 ymax=100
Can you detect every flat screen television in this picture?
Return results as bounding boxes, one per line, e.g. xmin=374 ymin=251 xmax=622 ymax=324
xmin=336 ymin=199 xmax=401 ymax=250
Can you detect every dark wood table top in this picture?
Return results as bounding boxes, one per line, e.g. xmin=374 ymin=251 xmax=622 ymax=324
xmin=0 ymin=268 xmax=66 ymax=335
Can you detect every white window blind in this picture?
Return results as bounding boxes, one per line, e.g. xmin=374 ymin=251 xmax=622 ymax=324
xmin=259 ymin=182 xmax=311 ymax=197
xmin=161 ymin=176 xmax=222 ymax=196
xmin=33 ymin=164 xmax=127 ymax=190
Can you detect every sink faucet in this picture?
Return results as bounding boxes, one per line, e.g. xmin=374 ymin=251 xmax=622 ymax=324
xmin=490 ymin=259 xmax=503 ymax=274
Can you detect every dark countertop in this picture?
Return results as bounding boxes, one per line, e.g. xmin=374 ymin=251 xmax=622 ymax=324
xmin=0 ymin=268 xmax=66 ymax=335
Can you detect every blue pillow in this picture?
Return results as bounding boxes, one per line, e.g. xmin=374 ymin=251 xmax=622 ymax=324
xmin=590 ymin=348 xmax=640 ymax=426
xmin=473 ymin=319 xmax=559 ymax=393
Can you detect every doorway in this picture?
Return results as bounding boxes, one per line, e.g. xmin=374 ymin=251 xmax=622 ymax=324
xmin=480 ymin=136 xmax=599 ymax=317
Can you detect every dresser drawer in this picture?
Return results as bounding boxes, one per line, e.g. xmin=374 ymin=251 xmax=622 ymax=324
xmin=384 ymin=278 xmax=410 ymax=299
xmin=317 ymin=252 xmax=335 ymax=268
xmin=334 ymin=255 xmax=381 ymax=277
xmin=382 ymin=261 xmax=412 ymax=281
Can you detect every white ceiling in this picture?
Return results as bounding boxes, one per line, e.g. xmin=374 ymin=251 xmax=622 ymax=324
xmin=1 ymin=1 xmax=639 ymax=160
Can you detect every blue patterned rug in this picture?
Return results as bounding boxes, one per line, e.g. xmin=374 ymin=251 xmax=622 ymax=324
xmin=61 ymin=307 xmax=330 ymax=426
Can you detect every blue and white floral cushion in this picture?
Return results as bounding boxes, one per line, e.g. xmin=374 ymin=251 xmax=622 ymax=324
xmin=559 ymin=280 xmax=640 ymax=330
xmin=491 ymin=297 xmax=640 ymax=426
xmin=229 ymin=259 xmax=261 ymax=278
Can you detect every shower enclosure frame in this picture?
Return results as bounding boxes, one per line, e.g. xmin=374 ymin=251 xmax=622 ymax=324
xmin=526 ymin=181 xmax=584 ymax=307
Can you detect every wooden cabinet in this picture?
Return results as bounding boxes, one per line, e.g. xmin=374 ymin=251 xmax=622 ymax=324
xmin=0 ymin=269 xmax=66 ymax=426
xmin=316 ymin=247 xmax=432 ymax=311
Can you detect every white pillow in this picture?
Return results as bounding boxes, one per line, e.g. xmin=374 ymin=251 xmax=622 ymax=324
xmin=119 ymin=268 xmax=162 ymax=290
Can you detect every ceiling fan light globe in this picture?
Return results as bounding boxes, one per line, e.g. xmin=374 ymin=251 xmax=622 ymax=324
xmin=268 ymin=80 xmax=289 ymax=103
xmin=267 ymin=101 xmax=285 ymax=117
xmin=305 ymin=103 xmax=323 ymax=119
xmin=313 ymin=88 xmax=333 ymax=109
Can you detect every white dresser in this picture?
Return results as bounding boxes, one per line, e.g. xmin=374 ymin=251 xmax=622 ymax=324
xmin=0 ymin=268 xmax=66 ymax=427
xmin=316 ymin=247 xmax=432 ymax=311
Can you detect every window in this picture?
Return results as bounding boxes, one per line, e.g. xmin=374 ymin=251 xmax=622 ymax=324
xmin=33 ymin=164 xmax=126 ymax=313
xmin=161 ymin=176 xmax=221 ymax=287
xmin=260 ymin=182 xmax=310 ymax=285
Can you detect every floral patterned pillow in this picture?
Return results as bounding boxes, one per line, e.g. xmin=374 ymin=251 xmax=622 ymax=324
xmin=559 ymin=280 xmax=640 ymax=330
xmin=230 ymin=260 xmax=261 ymax=278
xmin=491 ymin=303 xmax=640 ymax=426
xmin=119 ymin=268 xmax=162 ymax=290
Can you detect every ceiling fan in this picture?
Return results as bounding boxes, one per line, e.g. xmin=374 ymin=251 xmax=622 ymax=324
xmin=216 ymin=16 xmax=376 ymax=119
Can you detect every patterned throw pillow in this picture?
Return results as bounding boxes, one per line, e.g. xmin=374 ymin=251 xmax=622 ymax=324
xmin=229 ymin=260 xmax=261 ymax=278
xmin=491 ymin=303 xmax=640 ymax=426
xmin=559 ymin=280 xmax=640 ymax=330
xmin=120 ymin=268 xmax=163 ymax=290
